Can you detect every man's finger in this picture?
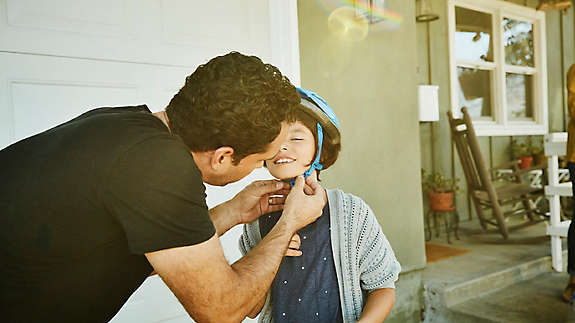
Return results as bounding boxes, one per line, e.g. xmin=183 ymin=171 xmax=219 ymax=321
xmin=252 ymin=180 xmax=289 ymax=196
xmin=268 ymin=196 xmax=286 ymax=206
xmin=308 ymin=179 xmax=323 ymax=196
xmin=267 ymin=205 xmax=284 ymax=213
xmin=305 ymin=170 xmax=318 ymax=185
xmin=303 ymin=183 xmax=313 ymax=195
xmin=292 ymin=175 xmax=305 ymax=192
xmin=276 ymin=189 xmax=291 ymax=196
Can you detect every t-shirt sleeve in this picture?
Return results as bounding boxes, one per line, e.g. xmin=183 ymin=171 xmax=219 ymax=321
xmin=102 ymin=135 xmax=216 ymax=254
xmin=356 ymin=198 xmax=401 ymax=291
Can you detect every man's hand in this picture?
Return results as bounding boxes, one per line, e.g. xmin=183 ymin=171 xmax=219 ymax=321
xmin=280 ymin=171 xmax=327 ymax=233
xmin=209 ymin=180 xmax=290 ymax=236
xmin=233 ymin=180 xmax=291 ymax=224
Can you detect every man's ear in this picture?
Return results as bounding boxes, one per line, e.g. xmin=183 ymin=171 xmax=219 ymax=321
xmin=210 ymin=147 xmax=235 ymax=169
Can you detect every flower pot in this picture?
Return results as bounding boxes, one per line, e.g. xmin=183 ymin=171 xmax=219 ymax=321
xmin=428 ymin=191 xmax=455 ymax=211
xmin=519 ymin=156 xmax=533 ymax=169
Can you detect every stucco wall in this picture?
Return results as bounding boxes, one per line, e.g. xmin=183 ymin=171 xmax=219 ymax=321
xmin=297 ymin=0 xmax=425 ymax=274
xmin=297 ymin=2 xmax=425 ymax=318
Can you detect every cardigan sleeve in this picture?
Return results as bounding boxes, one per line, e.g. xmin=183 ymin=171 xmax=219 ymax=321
xmin=238 ymin=221 xmax=260 ymax=256
xmin=355 ymin=197 xmax=401 ymax=291
xmin=238 ymin=225 xmax=250 ymax=256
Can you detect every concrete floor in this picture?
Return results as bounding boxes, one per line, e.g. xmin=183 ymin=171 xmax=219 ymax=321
xmin=452 ymin=272 xmax=571 ymax=323
xmin=421 ymin=218 xmax=570 ymax=322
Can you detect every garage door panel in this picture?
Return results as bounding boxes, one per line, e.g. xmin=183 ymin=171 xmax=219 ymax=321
xmin=0 ymin=0 xmax=280 ymax=67
xmin=163 ymin=0 xmax=245 ymax=45
xmin=6 ymin=0 xmax=131 ymax=37
xmin=0 ymin=53 xmax=192 ymax=149
xmin=11 ymin=81 xmax=138 ymax=142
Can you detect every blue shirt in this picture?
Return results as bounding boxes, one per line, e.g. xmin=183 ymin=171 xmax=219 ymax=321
xmin=259 ymin=204 xmax=343 ymax=322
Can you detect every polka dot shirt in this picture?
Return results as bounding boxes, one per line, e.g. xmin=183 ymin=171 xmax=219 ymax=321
xmin=259 ymin=204 xmax=343 ymax=322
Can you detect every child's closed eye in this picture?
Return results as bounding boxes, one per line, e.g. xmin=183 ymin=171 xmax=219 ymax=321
xmin=291 ymin=137 xmax=303 ymax=141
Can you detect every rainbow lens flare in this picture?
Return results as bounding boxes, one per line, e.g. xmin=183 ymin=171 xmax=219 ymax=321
xmin=341 ymin=0 xmax=404 ymax=24
xmin=328 ymin=7 xmax=369 ymax=41
xmin=318 ymin=0 xmax=404 ymax=35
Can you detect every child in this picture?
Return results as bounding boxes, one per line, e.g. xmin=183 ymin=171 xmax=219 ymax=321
xmin=239 ymin=88 xmax=401 ymax=322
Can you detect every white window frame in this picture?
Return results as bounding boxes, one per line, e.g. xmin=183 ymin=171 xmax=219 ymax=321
xmin=448 ymin=0 xmax=548 ymax=136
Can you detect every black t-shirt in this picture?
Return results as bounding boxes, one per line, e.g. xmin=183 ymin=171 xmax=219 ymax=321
xmin=0 ymin=105 xmax=216 ymax=322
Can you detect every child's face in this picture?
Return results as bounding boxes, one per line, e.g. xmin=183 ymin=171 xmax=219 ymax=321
xmin=266 ymin=121 xmax=316 ymax=180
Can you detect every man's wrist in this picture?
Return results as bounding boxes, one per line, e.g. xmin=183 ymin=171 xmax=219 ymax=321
xmin=224 ymin=198 xmax=243 ymax=226
xmin=209 ymin=201 xmax=241 ymax=236
xmin=277 ymin=210 xmax=298 ymax=236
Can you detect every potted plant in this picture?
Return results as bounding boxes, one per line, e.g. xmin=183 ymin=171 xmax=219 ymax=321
xmin=511 ymin=139 xmax=533 ymax=169
xmin=421 ymin=169 xmax=460 ymax=211
xmin=512 ymin=137 xmax=545 ymax=169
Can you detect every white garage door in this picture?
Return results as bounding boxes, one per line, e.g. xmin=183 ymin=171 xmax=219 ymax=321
xmin=0 ymin=1 xmax=300 ymax=322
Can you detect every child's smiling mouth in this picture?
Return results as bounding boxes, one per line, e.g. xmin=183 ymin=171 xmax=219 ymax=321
xmin=274 ymin=157 xmax=296 ymax=165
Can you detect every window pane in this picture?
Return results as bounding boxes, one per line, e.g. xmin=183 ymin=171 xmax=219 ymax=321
xmin=457 ymin=67 xmax=492 ymax=118
xmin=455 ymin=7 xmax=493 ymax=62
xmin=503 ymin=18 xmax=534 ymax=67
xmin=506 ymin=73 xmax=534 ymax=120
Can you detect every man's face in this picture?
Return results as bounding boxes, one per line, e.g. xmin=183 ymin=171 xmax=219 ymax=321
xmin=212 ymin=122 xmax=289 ymax=186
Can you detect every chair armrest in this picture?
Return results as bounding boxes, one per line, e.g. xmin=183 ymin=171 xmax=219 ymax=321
xmin=513 ymin=164 xmax=546 ymax=176
xmin=490 ymin=160 xmax=521 ymax=172
xmin=489 ymin=161 xmax=545 ymax=184
xmin=490 ymin=160 xmax=520 ymax=181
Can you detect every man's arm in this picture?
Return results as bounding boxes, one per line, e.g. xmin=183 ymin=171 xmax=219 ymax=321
xmin=245 ymin=233 xmax=301 ymax=319
xmin=247 ymin=295 xmax=267 ymax=319
xmin=357 ymin=288 xmax=396 ymax=323
xmin=147 ymin=223 xmax=290 ymax=322
xmin=208 ymin=201 xmax=239 ymax=237
xmin=146 ymin=175 xmax=324 ymax=322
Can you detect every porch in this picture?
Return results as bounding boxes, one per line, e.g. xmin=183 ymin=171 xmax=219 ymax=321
xmin=411 ymin=0 xmax=575 ymax=320
xmin=418 ymin=219 xmax=569 ymax=322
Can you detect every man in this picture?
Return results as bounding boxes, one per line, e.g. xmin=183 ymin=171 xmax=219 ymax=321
xmin=0 ymin=52 xmax=326 ymax=322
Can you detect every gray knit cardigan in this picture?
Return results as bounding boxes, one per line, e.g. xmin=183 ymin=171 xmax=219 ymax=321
xmin=238 ymin=189 xmax=401 ymax=323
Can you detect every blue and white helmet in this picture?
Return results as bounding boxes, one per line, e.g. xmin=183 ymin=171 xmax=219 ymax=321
xmin=295 ymin=88 xmax=341 ymax=179
xmin=297 ymin=87 xmax=341 ymax=147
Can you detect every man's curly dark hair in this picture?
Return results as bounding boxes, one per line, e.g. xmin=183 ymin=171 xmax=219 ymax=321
xmin=166 ymin=52 xmax=299 ymax=164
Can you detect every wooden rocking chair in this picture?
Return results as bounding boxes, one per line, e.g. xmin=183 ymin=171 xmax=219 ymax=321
xmin=447 ymin=107 xmax=546 ymax=239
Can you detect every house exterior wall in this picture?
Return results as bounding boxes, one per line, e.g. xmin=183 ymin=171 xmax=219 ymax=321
xmin=297 ymin=0 xmax=425 ymax=321
xmin=417 ymin=0 xmax=575 ymax=222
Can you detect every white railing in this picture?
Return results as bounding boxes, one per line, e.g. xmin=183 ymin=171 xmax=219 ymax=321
xmin=544 ymin=132 xmax=571 ymax=272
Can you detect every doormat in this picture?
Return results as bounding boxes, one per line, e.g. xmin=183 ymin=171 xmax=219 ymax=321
xmin=426 ymin=242 xmax=470 ymax=263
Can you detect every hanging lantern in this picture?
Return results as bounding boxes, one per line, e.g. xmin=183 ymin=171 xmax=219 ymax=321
xmin=537 ymin=0 xmax=572 ymax=11
xmin=416 ymin=0 xmax=439 ymax=22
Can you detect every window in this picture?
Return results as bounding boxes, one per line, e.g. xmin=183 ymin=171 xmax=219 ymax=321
xmin=448 ymin=0 xmax=547 ymax=136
